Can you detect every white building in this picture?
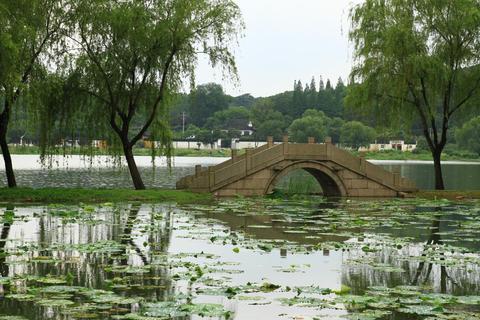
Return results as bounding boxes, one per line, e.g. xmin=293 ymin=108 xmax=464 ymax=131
xmin=359 ymin=140 xmax=417 ymax=152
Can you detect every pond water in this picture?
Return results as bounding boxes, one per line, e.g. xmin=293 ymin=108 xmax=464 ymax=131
xmin=1 ymin=155 xmax=479 ymax=190
xmin=0 ymin=155 xmax=227 ymax=189
xmin=375 ymin=161 xmax=480 ymax=190
xmin=1 ymin=197 xmax=479 ymax=319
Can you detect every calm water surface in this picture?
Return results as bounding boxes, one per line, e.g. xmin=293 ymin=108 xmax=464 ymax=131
xmin=0 ymin=198 xmax=479 ymax=319
xmin=376 ymin=160 xmax=480 ymax=190
xmin=0 ymin=155 xmax=227 ymax=189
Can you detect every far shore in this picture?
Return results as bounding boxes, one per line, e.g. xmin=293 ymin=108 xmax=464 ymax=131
xmin=3 ymin=145 xmax=480 ymax=165
xmin=1 ymin=154 xmax=480 ymax=171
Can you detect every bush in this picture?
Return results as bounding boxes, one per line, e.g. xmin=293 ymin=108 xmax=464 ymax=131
xmin=340 ymin=121 xmax=376 ymax=149
xmin=288 ymin=111 xmax=328 ymax=143
xmin=456 ymin=116 xmax=480 ymax=155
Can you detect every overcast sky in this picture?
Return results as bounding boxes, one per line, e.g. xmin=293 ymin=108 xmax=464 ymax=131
xmin=194 ymin=0 xmax=362 ymax=98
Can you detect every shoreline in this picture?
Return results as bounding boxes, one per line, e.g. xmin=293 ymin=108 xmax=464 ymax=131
xmin=1 ymin=154 xmax=479 ymax=171
xmin=369 ymin=159 xmax=480 ymax=165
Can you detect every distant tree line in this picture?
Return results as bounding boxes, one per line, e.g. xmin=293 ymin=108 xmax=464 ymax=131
xmin=163 ymin=79 xmax=480 ymax=155
xmin=8 ymin=78 xmax=480 ymax=156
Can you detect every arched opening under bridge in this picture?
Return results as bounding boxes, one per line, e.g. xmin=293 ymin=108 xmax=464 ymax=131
xmin=265 ymin=161 xmax=347 ymax=197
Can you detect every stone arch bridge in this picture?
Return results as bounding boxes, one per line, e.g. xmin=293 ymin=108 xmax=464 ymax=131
xmin=176 ymin=138 xmax=417 ymax=197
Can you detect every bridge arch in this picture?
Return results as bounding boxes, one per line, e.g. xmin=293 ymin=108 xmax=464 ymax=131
xmin=265 ymin=161 xmax=348 ymax=197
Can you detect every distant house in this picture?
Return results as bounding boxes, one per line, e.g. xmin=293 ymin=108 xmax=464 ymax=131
xmin=240 ymin=121 xmax=255 ymax=136
xmin=92 ymin=140 xmax=108 ymax=149
xmin=359 ymin=140 xmax=417 ymax=152
xmin=220 ymin=121 xmax=255 ymax=137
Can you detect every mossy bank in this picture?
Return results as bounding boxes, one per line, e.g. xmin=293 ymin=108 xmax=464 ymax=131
xmin=0 ymin=188 xmax=478 ymax=205
xmin=0 ymin=188 xmax=212 ymax=205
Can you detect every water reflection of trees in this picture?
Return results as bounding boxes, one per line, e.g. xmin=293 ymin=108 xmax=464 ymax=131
xmin=0 ymin=208 xmax=12 ymax=278
xmin=205 ymin=200 xmax=347 ymax=249
xmin=0 ymin=204 xmax=178 ymax=319
xmin=117 ymin=204 xmax=176 ymax=302
xmin=341 ymin=215 xmax=480 ymax=295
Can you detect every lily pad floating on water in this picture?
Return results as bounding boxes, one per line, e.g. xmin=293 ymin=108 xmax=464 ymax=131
xmin=396 ymin=305 xmax=443 ymax=316
xmin=139 ymin=301 xmax=230 ymax=318
xmin=5 ymin=294 xmax=37 ymax=302
xmin=30 ymin=256 xmax=62 ymax=264
xmin=35 ymin=299 xmax=76 ymax=307
xmin=343 ymin=309 xmax=392 ymax=320
xmin=39 ymin=285 xmax=81 ymax=294
xmin=88 ymin=293 xmax=142 ymax=305
xmin=35 ymin=276 xmax=68 ymax=285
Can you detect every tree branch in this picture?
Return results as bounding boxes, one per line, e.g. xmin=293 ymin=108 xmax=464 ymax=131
xmin=109 ymin=106 xmax=122 ymax=138
xmin=77 ymin=30 xmax=115 ymax=105
xmin=408 ymin=82 xmax=436 ymax=152
xmin=449 ymin=75 xmax=480 ymax=117
xmin=130 ymin=49 xmax=177 ymax=146
xmin=78 ymin=87 xmax=110 ymax=105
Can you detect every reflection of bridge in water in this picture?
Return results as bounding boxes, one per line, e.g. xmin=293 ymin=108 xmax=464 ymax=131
xmin=177 ymin=137 xmax=417 ymax=197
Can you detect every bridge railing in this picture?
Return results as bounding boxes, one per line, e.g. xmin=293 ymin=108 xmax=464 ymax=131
xmin=284 ymin=143 xmax=327 ymax=159
xmin=328 ymin=143 xmax=414 ymax=189
xmin=214 ymin=158 xmax=246 ymax=187
xmin=212 ymin=143 xmax=284 ymax=189
xmin=250 ymin=143 xmax=284 ymax=171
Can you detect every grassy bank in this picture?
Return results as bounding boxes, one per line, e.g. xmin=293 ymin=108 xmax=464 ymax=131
xmin=0 ymin=188 xmax=212 ymax=205
xmin=415 ymin=190 xmax=480 ymax=200
xmin=353 ymin=149 xmax=480 ymax=161
xmin=0 ymin=187 xmax=478 ymax=205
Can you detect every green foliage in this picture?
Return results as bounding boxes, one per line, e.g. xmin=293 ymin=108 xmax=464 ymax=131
xmin=327 ymin=117 xmax=345 ymax=144
xmin=251 ymin=98 xmax=290 ymax=140
xmin=274 ymin=169 xmax=322 ymax=195
xmin=66 ymin=0 xmax=242 ymax=145
xmin=182 ymin=124 xmax=201 ymax=139
xmin=196 ymin=129 xmax=224 ymax=147
xmin=456 ymin=116 xmax=480 ymax=155
xmin=189 ymin=83 xmax=231 ymax=127
xmin=340 ymin=121 xmax=376 ymax=149
xmin=30 ymin=0 xmax=244 ymax=189
xmin=348 ymin=0 xmax=480 ymax=135
xmin=0 ymin=0 xmax=67 ymax=93
xmin=288 ymin=109 xmax=328 ymax=143
xmin=348 ymin=0 xmax=480 ymax=188
xmin=0 ymin=0 xmax=70 ymax=186
xmin=414 ymin=137 xmax=429 ymax=153
xmin=205 ymin=106 xmax=250 ymax=130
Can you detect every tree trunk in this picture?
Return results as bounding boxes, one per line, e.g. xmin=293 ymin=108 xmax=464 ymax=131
xmin=0 ymin=109 xmax=16 ymax=188
xmin=122 ymin=141 xmax=145 ymax=190
xmin=432 ymin=149 xmax=445 ymax=190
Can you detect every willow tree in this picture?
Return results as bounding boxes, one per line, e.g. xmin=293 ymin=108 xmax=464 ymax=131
xmin=348 ymin=0 xmax=480 ymax=190
xmin=67 ymin=0 xmax=242 ymax=189
xmin=0 ymin=0 xmax=68 ymax=187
